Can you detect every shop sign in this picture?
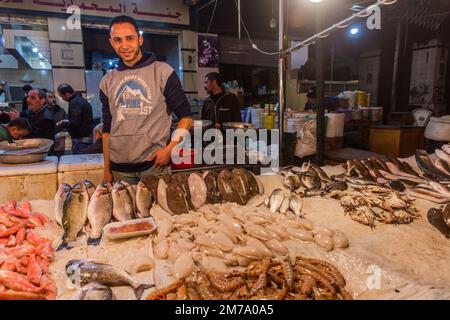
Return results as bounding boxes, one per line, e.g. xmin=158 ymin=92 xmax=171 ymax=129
xmin=0 ymin=0 xmax=189 ymax=25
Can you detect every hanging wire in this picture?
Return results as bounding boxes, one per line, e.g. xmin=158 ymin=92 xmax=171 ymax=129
xmin=233 ymin=0 xmax=280 ymax=56
xmin=206 ymin=0 xmax=219 ymax=34
xmin=285 ymin=0 xmax=399 ymax=55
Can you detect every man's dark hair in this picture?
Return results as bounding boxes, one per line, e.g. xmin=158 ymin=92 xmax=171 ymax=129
xmin=206 ymin=72 xmax=223 ymax=87
xmin=30 ymin=88 xmax=47 ymax=100
xmin=109 ymin=15 xmax=140 ymax=35
xmin=57 ymin=83 xmax=75 ymax=95
xmin=9 ymin=117 xmax=32 ymax=132
xmin=22 ymin=85 xmax=32 ymax=93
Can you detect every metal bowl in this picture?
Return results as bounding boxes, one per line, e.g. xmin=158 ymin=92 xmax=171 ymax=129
xmin=222 ymin=122 xmax=255 ymax=130
xmin=0 ymin=152 xmax=48 ymax=164
xmin=0 ymin=139 xmax=54 ymax=154
xmin=0 ymin=139 xmax=53 ymax=164
xmin=193 ymin=120 xmax=213 ymax=128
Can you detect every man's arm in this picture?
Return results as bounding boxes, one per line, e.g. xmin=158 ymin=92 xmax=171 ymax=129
xmin=100 ymin=90 xmax=113 ymax=183
xmin=149 ymin=71 xmax=193 ymax=168
xmin=148 ymin=117 xmax=193 ymax=169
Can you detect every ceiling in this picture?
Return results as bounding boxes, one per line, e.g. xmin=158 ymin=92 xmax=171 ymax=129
xmin=194 ymin=0 xmax=450 ymax=41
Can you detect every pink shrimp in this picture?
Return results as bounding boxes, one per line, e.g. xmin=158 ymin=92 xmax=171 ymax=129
xmin=27 ymin=255 xmax=42 ymax=286
xmin=15 ymin=228 xmax=26 ymax=246
xmin=25 ymin=232 xmax=43 ymax=247
xmin=0 ymin=270 xmax=43 ymax=293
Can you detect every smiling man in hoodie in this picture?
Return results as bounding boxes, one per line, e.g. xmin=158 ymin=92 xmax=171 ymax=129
xmin=100 ymin=15 xmax=193 ymax=185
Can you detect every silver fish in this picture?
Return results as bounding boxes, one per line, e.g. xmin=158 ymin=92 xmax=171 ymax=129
xmin=54 ymin=183 xmax=71 ymax=226
xmin=441 ymin=145 xmax=450 ymax=155
xmin=300 ymin=171 xmax=321 ymax=190
xmin=283 ymin=172 xmax=301 ymax=191
xmin=87 ymin=183 xmax=113 ymax=246
xmin=136 ymin=181 xmax=153 ymax=218
xmin=82 ymin=180 xmax=96 ymax=199
xmin=310 ymin=164 xmax=331 ymax=182
xmin=58 ymin=182 xmax=89 ymax=251
xmin=66 ymin=260 xmax=154 ymax=300
xmin=71 ymin=282 xmax=113 ymax=300
xmin=121 ymin=181 xmax=137 ymax=212
xmin=268 ymin=189 xmax=285 ymax=213
xmin=435 ymin=149 xmax=450 ymax=166
xmin=289 ymin=194 xmax=303 ymax=217
xmin=112 ymin=181 xmax=135 ymax=221
xmin=429 ymin=181 xmax=450 ymax=198
xmin=432 ymin=157 xmax=450 ymax=177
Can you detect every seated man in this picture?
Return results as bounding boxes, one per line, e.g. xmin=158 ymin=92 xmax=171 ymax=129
xmin=0 ymin=118 xmax=32 ymax=143
xmin=74 ymin=123 xmax=103 ymax=155
xmin=7 ymin=88 xmax=55 ymax=141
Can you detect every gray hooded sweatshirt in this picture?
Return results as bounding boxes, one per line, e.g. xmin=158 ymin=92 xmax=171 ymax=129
xmin=100 ymin=52 xmax=191 ymax=172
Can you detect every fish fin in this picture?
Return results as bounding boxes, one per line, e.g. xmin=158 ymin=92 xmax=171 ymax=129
xmin=87 ymin=236 xmax=102 ymax=246
xmin=134 ymin=284 xmax=156 ymax=300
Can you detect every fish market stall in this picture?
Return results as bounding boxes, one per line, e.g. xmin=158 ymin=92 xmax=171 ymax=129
xmin=2 ymin=148 xmax=450 ymax=300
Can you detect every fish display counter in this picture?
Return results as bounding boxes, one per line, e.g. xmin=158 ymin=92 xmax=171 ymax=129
xmin=0 ymin=156 xmax=58 ymax=203
xmin=1 ymin=146 xmax=450 ymax=300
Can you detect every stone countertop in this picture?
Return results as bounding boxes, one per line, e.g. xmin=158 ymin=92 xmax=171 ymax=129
xmin=58 ymin=154 xmax=104 ymax=172
xmin=0 ymin=156 xmax=58 ymax=177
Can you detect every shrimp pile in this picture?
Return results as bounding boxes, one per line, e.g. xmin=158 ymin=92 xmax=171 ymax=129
xmin=0 ymin=200 xmax=56 ymax=300
xmin=146 ymin=257 xmax=352 ymax=300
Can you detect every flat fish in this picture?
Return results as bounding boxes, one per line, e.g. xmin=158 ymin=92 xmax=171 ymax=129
xmin=157 ymin=178 xmax=173 ymax=215
xmin=188 ymin=173 xmax=208 ymax=209
xmin=166 ymin=183 xmax=189 ymax=214
xmin=140 ymin=175 xmax=160 ymax=204
xmin=203 ymin=171 xmax=222 ymax=204
xmin=231 ymin=168 xmax=251 ymax=205
xmin=218 ymin=170 xmax=240 ymax=204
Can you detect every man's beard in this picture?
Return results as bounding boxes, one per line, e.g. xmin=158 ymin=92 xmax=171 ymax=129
xmin=123 ymin=49 xmax=141 ymax=62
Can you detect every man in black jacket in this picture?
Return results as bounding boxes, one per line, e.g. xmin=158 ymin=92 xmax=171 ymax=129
xmin=7 ymin=88 xmax=55 ymax=141
xmin=202 ymin=72 xmax=242 ymax=129
xmin=45 ymin=90 xmax=67 ymax=132
xmin=57 ymin=84 xmax=94 ymax=152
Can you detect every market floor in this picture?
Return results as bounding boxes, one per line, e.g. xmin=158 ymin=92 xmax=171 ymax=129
xmin=30 ymin=162 xmax=450 ymax=300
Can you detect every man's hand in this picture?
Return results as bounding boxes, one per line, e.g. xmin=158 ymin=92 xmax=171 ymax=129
xmin=147 ymin=146 xmax=173 ymax=169
xmin=6 ymin=110 xmax=20 ymax=120
xmin=56 ymin=119 xmax=69 ymax=127
xmin=103 ymin=170 xmax=114 ymax=184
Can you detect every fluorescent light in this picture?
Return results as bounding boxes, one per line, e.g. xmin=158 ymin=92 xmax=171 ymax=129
xmin=139 ymin=31 xmax=144 ymax=35
xmin=38 ymin=52 xmax=43 ymax=58
xmin=62 ymin=26 xmax=66 ymax=30
xmin=309 ymin=0 xmax=323 ymax=2
xmin=32 ymin=47 xmax=38 ymax=53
